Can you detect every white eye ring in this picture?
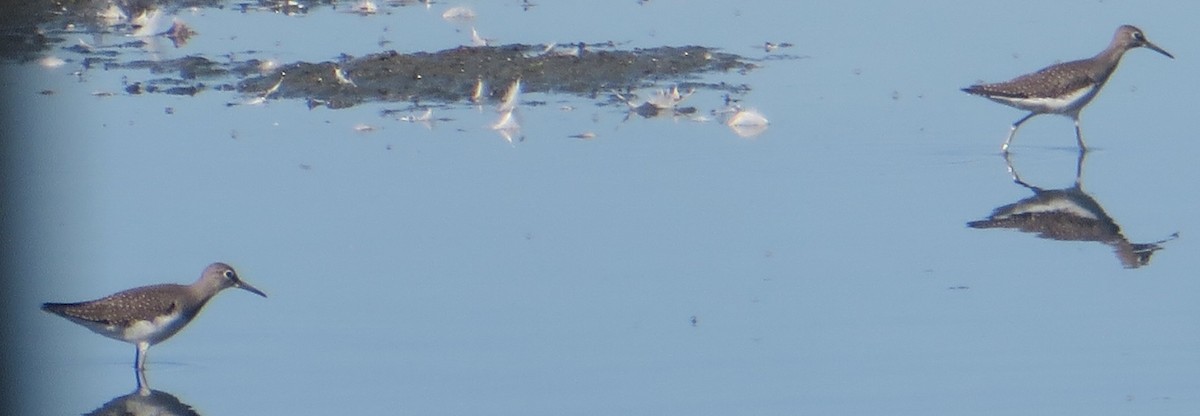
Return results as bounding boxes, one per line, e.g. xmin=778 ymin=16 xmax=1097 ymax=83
xmin=224 ymin=270 xmax=236 ymax=279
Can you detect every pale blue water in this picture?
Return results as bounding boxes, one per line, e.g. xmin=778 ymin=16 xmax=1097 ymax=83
xmin=6 ymin=1 xmax=1200 ymax=414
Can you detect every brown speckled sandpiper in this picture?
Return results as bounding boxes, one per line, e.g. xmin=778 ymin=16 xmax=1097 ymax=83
xmin=963 ymin=25 xmax=1173 ymax=153
xmin=42 ymin=262 xmax=267 ymax=369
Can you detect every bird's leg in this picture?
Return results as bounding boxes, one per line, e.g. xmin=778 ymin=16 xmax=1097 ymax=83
xmin=135 ymin=367 xmax=150 ymax=396
xmin=1073 ymin=116 xmax=1089 ymax=152
xmin=1003 ymin=151 xmax=1037 ymax=190
xmin=1003 ymin=113 xmax=1037 ymax=153
xmin=135 ymin=342 xmax=149 ymax=370
xmin=1073 ymin=148 xmax=1088 ymax=189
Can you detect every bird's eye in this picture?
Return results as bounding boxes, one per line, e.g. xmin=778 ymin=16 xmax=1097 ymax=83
xmin=224 ymin=270 xmax=236 ymax=280
xmin=1133 ymin=32 xmax=1145 ymax=41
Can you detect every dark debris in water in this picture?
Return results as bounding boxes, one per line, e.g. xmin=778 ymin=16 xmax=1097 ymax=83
xmin=6 ymin=1 xmax=765 ymax=110
xmin=38 ymin=42 xmax=759 ymax=109
xmin=120 ymin=56 xmax=229 ymax=79
xmin=236 ymin=44 xmax=757 ymax=109
xmin=107 ymin=55 xmax=235 ymax=96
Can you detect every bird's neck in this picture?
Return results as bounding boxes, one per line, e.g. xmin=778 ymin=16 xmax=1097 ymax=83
xmin=186 ymin=280 xmax=224 ymax=311
xmin=1089 ymin=46 xmax=1128 ymax=83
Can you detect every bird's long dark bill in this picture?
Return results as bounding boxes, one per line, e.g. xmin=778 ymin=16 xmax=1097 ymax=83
xmin=237 ymin=281 xmax=268 ymax=298
xmin=1145 ymin=41 xmax=1174 ymax=59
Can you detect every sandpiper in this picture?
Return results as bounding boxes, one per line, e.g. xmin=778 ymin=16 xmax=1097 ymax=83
xmin=963 ymin=25 xmax=1173 ymax=153
xmin=968 ymin=153 xmax=1172 ymax=268
xmin=42 ymin=262 xmax=267 ymax=369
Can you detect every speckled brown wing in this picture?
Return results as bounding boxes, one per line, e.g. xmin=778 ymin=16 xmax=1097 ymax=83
xmin=42 ymin=284 xmax=186 ymax=326
xmin=965 ymin=59 xmax=1099 ymax=99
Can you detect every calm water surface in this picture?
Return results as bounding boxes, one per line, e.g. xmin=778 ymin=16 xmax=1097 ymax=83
xmin=6 ymin=1 xmax=1200 ymax=414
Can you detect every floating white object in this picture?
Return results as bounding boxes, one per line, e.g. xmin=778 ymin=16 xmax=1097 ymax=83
xmin=725 ymin=108 xmax=769 ymax=138
xmin=726 ymin=108 xmax=768 ymax=127
xmin=470 ymin=27 xmax=491 ymax=47
xmin=399 ymin=108 xmax=434 ymax=123
xmin=97 ymin=3 xmax=128 ymax=26
xmin=442 ymin=6 xmax=475 ymax=21
xmin=334 ymin=66 xmax=356 ymax=87
xmin=130 ymin=9 xmax=163 ymax=38
xmin=39 ymin=56 xmax=66 ymax=68
xmin=646 ymin=85 xmax=693 ymax=109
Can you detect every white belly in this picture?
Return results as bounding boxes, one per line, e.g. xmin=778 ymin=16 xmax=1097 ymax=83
xmin=989 ymin=85 xmax=1098 ymax=115
xmin=115 ymin=311 xmax=190 ymax=345
xmin=1000 ymin=198 xmax=1098 ymax=220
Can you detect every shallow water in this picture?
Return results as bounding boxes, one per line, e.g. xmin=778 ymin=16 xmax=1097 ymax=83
xmin=6 ymin=1 xmax=1200 ymax=414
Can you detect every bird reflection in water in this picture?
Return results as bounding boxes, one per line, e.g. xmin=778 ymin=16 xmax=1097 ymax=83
xmin=968 ymin=151 xmax=1176 ymax=268
xmin=83 ymin=369 xmax=200 ymax=416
